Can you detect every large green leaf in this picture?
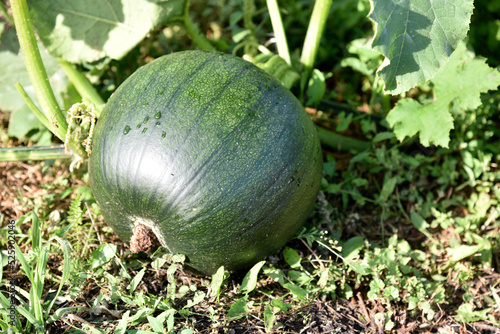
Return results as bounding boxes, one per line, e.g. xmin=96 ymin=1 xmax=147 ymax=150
xmin=369 ymin=0 xmax=474 ymax=95
xmin=28 ymin=0 xmax=185 ymax=63
xmin=387 ymin=43 xmax=500 ymax=147
xmin=0 ymin=28 xmax=67 ymax=141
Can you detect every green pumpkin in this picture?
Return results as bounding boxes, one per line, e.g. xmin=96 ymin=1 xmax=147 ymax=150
xmin=89 ymin=51 xmax=322 ymax=274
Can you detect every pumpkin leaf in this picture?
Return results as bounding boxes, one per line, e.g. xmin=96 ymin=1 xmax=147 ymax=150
xmin=369 ymin=0 xmax=474 ymax=94
xmin=387 ymin=43 xmax=500 ymax=147
xmin=0 ymin=28 xmax=68 ymax=141
xmin=28 ymin=0 xmax=185 ymax=63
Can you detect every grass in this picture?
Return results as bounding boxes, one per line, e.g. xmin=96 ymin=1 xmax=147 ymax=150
xmin=1 ymin=0 xmax=499 ymax=332
xmin=1 ymin=92 xmax=499 ymax=332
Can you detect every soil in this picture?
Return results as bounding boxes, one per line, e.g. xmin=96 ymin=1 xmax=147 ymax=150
xmin=1 ymin=159 xmax=499 ymax=334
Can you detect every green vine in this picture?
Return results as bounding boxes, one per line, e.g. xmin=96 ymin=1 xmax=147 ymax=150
xmin=182 ymin=0 xmax=215 ymax=51
xmin=10 ymin=0 xmax=67 ymax=141
xmin=299 ymin=0 xmax=333 ymax=100
xmin=266 ymin=0 xmax=291 ymax=65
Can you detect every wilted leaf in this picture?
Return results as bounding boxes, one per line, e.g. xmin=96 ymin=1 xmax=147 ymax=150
xmin=369 ymin=0 xmax=474 ymax=94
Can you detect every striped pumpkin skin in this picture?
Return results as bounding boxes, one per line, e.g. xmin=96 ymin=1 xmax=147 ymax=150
xmin=89 ymin=51 xmax=323 ymax=275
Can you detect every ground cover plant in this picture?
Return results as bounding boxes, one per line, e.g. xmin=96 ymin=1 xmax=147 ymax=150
xmin=0 ymin=0 xmax=499 ymax=333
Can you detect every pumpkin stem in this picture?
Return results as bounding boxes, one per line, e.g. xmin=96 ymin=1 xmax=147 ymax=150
xmin=130 ymin=223 xmax=161 ymax=253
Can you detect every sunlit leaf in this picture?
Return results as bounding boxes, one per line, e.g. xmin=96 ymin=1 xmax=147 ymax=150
xmin=29 ymin=0 xmax=185 ymax=63
xmin=369 ymin=0 xmax=474 ymax=94
xmin=387 ymin=43 xmax=500 ymax=147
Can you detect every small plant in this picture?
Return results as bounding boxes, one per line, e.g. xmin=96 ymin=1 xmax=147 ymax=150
xmin=1 ymin=0 xmax=499 ymax=332
xmin=0 ymin=212 xmax=72 ymax=333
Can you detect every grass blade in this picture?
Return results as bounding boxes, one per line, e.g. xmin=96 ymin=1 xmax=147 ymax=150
xmin=34 ymin=246 xmax=48 ymax=300
xmin=31 ymin=212 xmax=41 ymax=252
xmin=14 ymin=243 xmax=34 ymax=286
xmin=46 ymin=235 xmax=72 ymax=315
xmin=16 ymin=305 xmax=44 ymax=333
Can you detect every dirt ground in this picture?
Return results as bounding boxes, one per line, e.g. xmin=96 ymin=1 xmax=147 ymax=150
xmin=1 ymin=156 xmax=500 ymax=333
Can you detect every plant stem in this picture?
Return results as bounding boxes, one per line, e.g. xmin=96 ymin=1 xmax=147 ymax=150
xmin=316 ymin=126 xmax=369 ymax=152
xmin=15 ymin=83 xmax=52 ymax=131
xmin=0 ymin=1 xmax=13 ymax=24
xmin=0 ymin=145 xmax=70 ymax=162
xmin=266 ymin=0 xmax=291 ymax=65
xmin=58 ymin=59 xmax=105 ymax=117
xmin=10 ymin=0 xmax=67 ymax=141
xmin=299 ymin=0 xmax=333 ymax=99
xmin=182 ymin=0 xmax=215 ymax=51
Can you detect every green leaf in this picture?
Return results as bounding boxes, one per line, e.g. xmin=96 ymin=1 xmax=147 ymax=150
xmin=263 ymin=267 xmax=286 ymax=286
xmin=210 ymin=266 xmax=226 ymax=298
xmin=67 ymin=194 xmax=83 ymax=225
xmin=283 ymin=283 xmax=308 ymax=301
xmin=372 ymin=132 xmax=395 ymax=143
xmin=410 ymin=211 xmax=429 ymax=231
xmin=282 ymin=247 xmax=301 ymax=269
xmin=270 ymin=299 xmax=291 ymax=312
xmin=7 ymin=105 xmax=46 ymax=139
xmin=147 ymin=315 xmax=164 ymax=333
xmin=0 ymin=29 xmax=67 ymax=140
xmin=28 ymin=0 xmax=185 ymax=63
xmin=264 ymin=303 xmax=277 ymax=332
xmin=378 ymin=174 xmax=397 ymax=202
xmin=240 ymin=261 xmax=265 ymax=294
xmin=166 ymin=311 xmax=175 ymax=332
xmin=455 ymin=303 xmax=491 ymax=322
xmin=227 ymin=296 xmax=249 ymax=320
xmin=183 ymin=291 xmax=206 ymax=309
xmin=114 ymin=310 xmax=130 ymax=334
xmin=387 ymin=43 xmax=500 ymax=147
xmin=179 ymin=329 xmax=194 ymax=334
xmin=384 ymin=285 xmax=400 ymax=300
xmin=349 ymin=261 xmax=371 ymax=275
xmin=16 ymin=305 xmax=44 ymax=333
xmin=128 ymin=308 xmax=154 ymax=325
xmin=369 ymin=0 xmax=474 ymax=94
xmin=342 ymin=236 xmax=365 ymax=261
xmin=306 ymin=69 xmax=326 ymax=106
xmin=46 ymin=235 xmax=72 ymax=315
xmin=90 ymin=243 xmax=117 ymax=269
xmin=447 ymin=244 xmax=484 ymax=263
xmin=252 ymin=53 xmax=300 ymax=89
xmin=128 ymin=268 xmax=146 ymax=294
